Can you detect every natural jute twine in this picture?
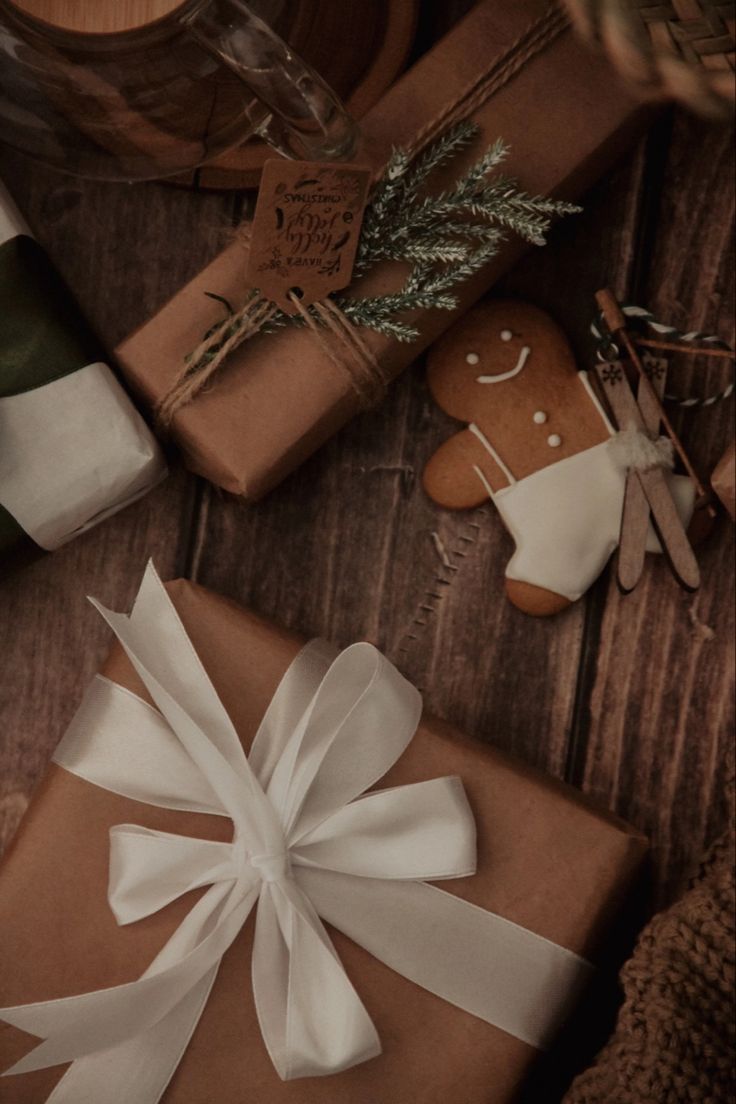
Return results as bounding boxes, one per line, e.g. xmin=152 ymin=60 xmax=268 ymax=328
xmin=154 ymin=3 xmax=569 ymax=429
xmin=155 ymin=281 xmax=386 ymax=430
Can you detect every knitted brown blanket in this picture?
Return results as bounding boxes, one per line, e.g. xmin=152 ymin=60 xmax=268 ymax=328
xmin=564 ymin=796 xmax=735 ymax=1103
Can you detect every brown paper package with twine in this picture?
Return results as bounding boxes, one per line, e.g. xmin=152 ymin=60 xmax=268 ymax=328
xmin=115 ymin=0 xmax=653 ymax=500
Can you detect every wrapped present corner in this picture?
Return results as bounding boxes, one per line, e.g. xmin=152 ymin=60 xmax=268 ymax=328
xmin=0 ymin=181 xmax=166 ymax=567
xmin=115 ymin=0 xmax=652 ymax=499
xmin=0 ymin=566 xmax=648 ymax=1103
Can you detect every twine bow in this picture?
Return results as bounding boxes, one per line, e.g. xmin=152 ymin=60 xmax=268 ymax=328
xmin=156 ymin=282 xmax=386 ymax=428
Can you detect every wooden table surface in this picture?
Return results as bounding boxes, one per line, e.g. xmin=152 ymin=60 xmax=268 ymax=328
xmin=0 ymin=0 xmax=733 ymax=1071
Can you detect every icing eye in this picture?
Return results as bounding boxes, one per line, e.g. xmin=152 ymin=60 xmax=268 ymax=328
xmin=500 ymin=330 xmax=513 ymax=342
xmin=533 ymin=411 xmax=547 ymax=424
xmin=465 ymin=352 xmax=480 ymax=365
xmin=547 ymin=434 xmax=562 ymax=448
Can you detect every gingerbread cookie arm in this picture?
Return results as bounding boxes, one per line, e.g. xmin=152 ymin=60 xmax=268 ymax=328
xmin=423 ymin=426 xmax=512 ymax=509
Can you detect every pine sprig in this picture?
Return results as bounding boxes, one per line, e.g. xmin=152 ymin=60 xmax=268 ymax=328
xmin=345 ymin=121 xmax=580 ymax=339
xmin=198 ymin=122 xmax=581 ymax=358
xmin=401 ymin=121 xmax=482 ymax=195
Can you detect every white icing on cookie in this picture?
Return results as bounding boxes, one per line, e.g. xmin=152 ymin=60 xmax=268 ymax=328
xmin=533 ymin=411 xmax=547 ymax=424
xmin=477 ymin=345 xmax=531 ymax=384
xmin=473 ymin=464 xmax=496 ymax=501
xmin=468 ymin=422 xmax=516 ymax=485
xmin=491 ymin=441 xmax=695 ymax=601
xmin=500 ymin=330 xmax=513 ymax=342
xmin=465 ymin=352 xmax=480 ymax=365
xmin=578 ymin=370 xmax=616 ymax=435
xmin=547 ymin=434 xmax=562 ymax=448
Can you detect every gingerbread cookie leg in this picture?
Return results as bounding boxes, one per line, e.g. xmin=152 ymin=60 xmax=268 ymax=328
xmin=488 ymin=427 xmax=630 ymax=610
xmin=504 ymin=579 xmax=573 ymax=617
xmin=423 ymin=425 xmax=576 ymax=615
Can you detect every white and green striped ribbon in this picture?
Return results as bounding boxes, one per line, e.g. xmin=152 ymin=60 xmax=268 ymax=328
xmin=591 ymin=302 xmax=734 ymax=409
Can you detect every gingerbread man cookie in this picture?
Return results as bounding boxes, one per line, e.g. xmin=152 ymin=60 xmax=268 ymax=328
xmin=423 ymin=299 xmax=695 ymax=616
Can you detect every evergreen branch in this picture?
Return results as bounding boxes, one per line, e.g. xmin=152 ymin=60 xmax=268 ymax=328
xmin=444 ymin=136 xmax=509 ymax=197
xmin=200 ymin=126 xmax=581 ymax=354
xmin=401 ymin=120 xmax=479 ymax=195
xmin=335 ymin=297 xmax=422 ymax=342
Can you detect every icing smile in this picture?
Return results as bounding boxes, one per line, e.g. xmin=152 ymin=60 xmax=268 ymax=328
xmin=477 ymin=345 xmax=531 ymax=384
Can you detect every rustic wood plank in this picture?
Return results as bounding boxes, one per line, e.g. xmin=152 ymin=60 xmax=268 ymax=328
xmin=0 ymin=148 xmax=233 ymax=852
xmin=575 ymin=110 xmax=735 ymax=909
xmin=0 ymin=154 xmax=235 ymax=345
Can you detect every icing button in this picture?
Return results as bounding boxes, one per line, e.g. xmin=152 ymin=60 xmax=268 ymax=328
xmin=500 ymin=330 xmax=513 ymax=342
xmin=533 ymin=411 xmax=547 ymax=425
xmin=465 ymin=352 xmax=480 ymax=365
xmin=547 ymin=434 xmax=562 ymax=448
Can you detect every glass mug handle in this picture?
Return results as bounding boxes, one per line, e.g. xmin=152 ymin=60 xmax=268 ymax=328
xmin=183 ymin=0 xmax=359 ymax=163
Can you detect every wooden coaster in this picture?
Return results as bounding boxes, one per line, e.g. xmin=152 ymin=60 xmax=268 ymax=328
xmin=6 ymin=0 xmax=185 ymax=33
xmin=182 ymin=0 xmax=419 ymax=190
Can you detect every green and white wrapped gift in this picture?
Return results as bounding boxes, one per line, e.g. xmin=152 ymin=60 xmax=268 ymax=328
xmin=0 ymin=180 xmax=166 ymax=567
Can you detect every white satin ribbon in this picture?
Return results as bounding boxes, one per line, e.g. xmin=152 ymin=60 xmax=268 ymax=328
xmin=0 ymin=563 xmax=593 ymax=1102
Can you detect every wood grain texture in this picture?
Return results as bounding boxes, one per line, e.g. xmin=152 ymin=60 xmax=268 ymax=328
xmin=0 ymin=0 xmax=733 ymax=1029
xmin=575 ymin=111 xmax=736 ymax=908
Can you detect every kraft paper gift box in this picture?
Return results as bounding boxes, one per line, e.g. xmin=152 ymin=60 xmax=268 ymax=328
xmin=0 ymin=571 xmax=648 ymax=1103
xmin=0 ymin=180 xmax=166 ymax=569
xmin=115 ymin=0 xmax=651 ymax=500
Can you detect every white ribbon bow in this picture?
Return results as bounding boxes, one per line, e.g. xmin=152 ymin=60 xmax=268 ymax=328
xmin=0 ymin=564 xmax=592 ymax=1104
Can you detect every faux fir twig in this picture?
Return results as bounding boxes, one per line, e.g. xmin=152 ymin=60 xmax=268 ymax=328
xmin=194 ymin=121 xmax=580 ymax=363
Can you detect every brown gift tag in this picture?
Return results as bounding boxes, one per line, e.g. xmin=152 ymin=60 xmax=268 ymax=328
xmin=246 ymin=160 xmax=371 ymax=313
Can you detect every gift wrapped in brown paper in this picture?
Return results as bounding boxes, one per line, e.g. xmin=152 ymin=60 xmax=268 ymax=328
xmin=0 ymin=565 xmax=647 ymax=1103
xmin=115 ymin=0 xmax=651 ymax=500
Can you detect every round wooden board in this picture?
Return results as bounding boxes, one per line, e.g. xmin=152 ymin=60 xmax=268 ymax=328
xmin=181 ymin=0 xmax=419 ymax=190
xmin=6 ymin=0 xmax=186 ymax=33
